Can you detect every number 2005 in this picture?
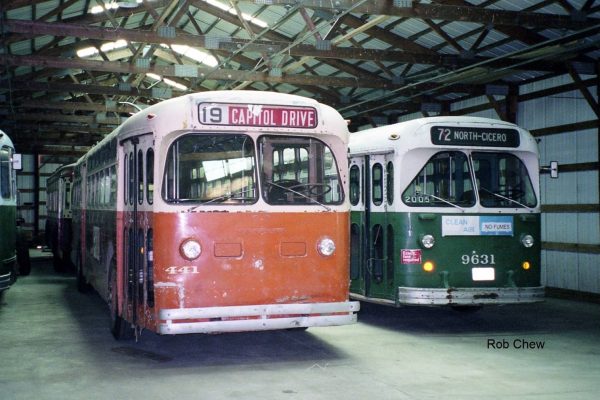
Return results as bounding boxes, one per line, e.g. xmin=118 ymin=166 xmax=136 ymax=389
xmin=461 ymin=253 xmax=496 ymax=265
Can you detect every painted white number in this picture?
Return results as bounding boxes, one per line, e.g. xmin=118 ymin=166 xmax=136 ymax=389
xmin=461 ymin=252 xmax=495 ymax=265
xmin=404 ymin=195 xmax=431 ymax=203
xmin=165 ymin=266 xmax=199 ymax=275
xmin=437 ymin=127 xmax=451 ymax=142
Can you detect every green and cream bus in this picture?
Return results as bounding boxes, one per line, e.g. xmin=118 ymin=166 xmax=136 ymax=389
xmin=348 ymin=116 xmax=543 ymax=307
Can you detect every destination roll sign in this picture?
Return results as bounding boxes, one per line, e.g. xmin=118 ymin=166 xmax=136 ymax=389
xmin=430 ymin=126 xmax=520 ymax=148
xmin=198 ymin=102 xmax=317 ymax=128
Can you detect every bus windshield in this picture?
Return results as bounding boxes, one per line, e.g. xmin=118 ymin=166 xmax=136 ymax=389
xmin=402 ymin=151 xmax=473 ymax=208
xmin=163 ymin=134 xmax=258 ymax=204
xmin=402 ymin=151 xmax=536 ymax=208
xmin=259 ymin=136 xmax=343 ymax=205
xmin=473 ymin=152 xmax=537 ymax=208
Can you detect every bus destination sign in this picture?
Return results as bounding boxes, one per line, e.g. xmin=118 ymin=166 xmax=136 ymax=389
xmin=430 ymin=126 xmax=520 ymax=148
xmin=199 ymin=103 xmax=318 ymax=128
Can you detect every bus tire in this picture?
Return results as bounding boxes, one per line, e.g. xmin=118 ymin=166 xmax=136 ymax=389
xmin=53 ymin=252 xmax=64 ymax=273
xmin=109 ymin=260 xmax=134 ymax=340
xmin=17 ymin=244 xmax=31 ymax=276
xmin=76 ymin=252 xmax=90 ymax=293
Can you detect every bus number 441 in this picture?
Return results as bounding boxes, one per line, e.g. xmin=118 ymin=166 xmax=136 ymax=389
xmin=165 ymin=266 xmax=200 ymax=275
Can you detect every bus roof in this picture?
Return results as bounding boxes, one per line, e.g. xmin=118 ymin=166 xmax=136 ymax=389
xmin=0 ymin=129 xmax=15 ymax=149
xmin=81 ymin=91 xmax=349 ymax=164
xmin=349 ymin=116 xmax=538 ymax=155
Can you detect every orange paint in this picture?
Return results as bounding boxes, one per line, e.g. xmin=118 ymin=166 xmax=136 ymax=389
xmin=152 ymin=212 xmax=350 ymax=310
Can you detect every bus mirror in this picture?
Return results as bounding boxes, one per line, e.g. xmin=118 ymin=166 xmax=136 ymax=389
xmin=12 ymin=153 xmax=22 ymax=170
xmin=541 ymin=161 xmax=558 ymax=178
xmin=549 ymin=161 xmax=558 ymax=179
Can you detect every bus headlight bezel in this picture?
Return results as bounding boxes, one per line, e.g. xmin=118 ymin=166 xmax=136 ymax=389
xmin=521 ymin=234 xmax=534 ymax=248
xmin=180 ymin=238 xmax=202 ymax=260
xmin=317 ymin=237 xmax=336 ymax=257
xmin=420 ymin=234 xmax=435 ymax=249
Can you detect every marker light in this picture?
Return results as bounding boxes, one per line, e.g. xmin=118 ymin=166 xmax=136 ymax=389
xmin=521 ymin=234 xmax=534 ymax=248
xmin=420 ymin=234 xmax=435 ymax=249
xmin=423 ymin=261 xmax=435 ymax=272
xmin=317 ymin=237 xmax=336 ymax=256
xmin=180 ymin=239 xmax=202 ymax=260
xmin=522 ymin=261 xmax=531 ymax=270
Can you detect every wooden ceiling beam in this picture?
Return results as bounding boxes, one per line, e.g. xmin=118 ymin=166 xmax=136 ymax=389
xmin=242 ymin=0 xmax=598 ymax=30
xmin=0 ymin=54 xmax=397 ymax=89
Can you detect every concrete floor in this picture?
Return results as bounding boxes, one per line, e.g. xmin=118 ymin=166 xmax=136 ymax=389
xmin=1 ymin=253 xmax=599 ymax=400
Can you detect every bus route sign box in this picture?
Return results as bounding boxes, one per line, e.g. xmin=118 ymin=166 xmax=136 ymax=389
xmin=431 ymin=126 xmax=520 ymax=148
xmin=199 ymin=103 xmax=318 ymax=128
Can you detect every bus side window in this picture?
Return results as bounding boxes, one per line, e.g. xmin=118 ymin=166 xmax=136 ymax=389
xmin=372 ymin=163 xmax=383 ymax=206
xmin=128 ymin=151 xmax=134 ymax=205
xmin=350 ymin=165 xmax=360 ymax=206
xmin=137 ymin=149 xmax=144 ymax=205
xmin=146 ymin=149 xmax=154 ymax=204
xmin=386 ymin=161 xmax=394 ymax=205
xmin=124 ymin=154 xmax=128 ymax=205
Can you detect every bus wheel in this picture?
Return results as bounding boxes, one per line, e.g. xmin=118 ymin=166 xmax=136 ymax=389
xmin=108 ymin=261 xmax=134 ymax=340
xmin=17 ymin=243 xmax=31 ymax=276
xmin=76 ymin=253 xmax=90 ymax=293
xmin=53 ymin=252 xmax=64 ymax=273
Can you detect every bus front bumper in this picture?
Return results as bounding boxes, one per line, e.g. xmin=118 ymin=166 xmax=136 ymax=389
xmin=397 ymin=286 xmax=545 ymax=306
xmin=157 ymin=301 xmax=360 ymax=335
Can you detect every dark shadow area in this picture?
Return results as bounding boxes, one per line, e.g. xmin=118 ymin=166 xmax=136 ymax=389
xmin=356 ymin=297 xmax=600 ymax=336
xmin=23 ymin=258 xmax=353 ymax=369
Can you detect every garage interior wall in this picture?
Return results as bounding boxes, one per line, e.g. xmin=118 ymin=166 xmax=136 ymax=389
xmin=521 ymin=74 xmax=600 ymax=295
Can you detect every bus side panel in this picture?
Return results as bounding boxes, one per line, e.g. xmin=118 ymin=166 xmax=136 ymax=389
xmin=152 ymin=212 xmax=350 ymax=311
xmin=0 ymin=205 xmax=17 ymax=290
xmin=85 ymin=208 xmax=117 ymax=301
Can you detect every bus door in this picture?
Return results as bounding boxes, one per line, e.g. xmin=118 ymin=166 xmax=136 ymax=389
xmin=350 ymin=152 xmax=394 ymax=300
xmin=121 ymin=133 xmax=153 ymax=327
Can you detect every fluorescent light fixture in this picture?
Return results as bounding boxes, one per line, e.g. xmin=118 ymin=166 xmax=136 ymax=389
xmin=90 ymin=1 xmax=143 ymax=14
xmin=163 ymin=78 xmax=188 ymax=91
xmin=77 ymin=39 xmax=128 ymax=58
xmin=161 ymin=43 xmax=218 ymax=67
xmin=146 ymin=73 xmax=189 ymax=91
xmin=146 ymin=73 xmax=162 ymax=81
xmin=203 ymin=0 xmax=268 ymax=28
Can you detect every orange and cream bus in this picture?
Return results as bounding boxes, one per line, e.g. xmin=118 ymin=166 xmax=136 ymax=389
xmin=71 ymin=91 xmax=359 ymax=339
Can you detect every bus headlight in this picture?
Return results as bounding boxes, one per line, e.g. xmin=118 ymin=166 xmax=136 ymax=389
xmin=180 ymin=239 xmax=202 ymax=260
xmin=420 ymin=234 xmax=435 ymax=249
xmin=317 ymin=237 xmax=336 ymax=256
xmin=521 ymin=234 xmax=534 ymax=248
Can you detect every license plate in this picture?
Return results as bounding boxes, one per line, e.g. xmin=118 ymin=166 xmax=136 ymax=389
xmin=472 ymin=267 xmax=495 ymax=281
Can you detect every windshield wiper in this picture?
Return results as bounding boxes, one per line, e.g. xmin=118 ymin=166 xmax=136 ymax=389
xmin=187 ymin=187 xmax=256 ymax=212
xmin=425 ymin=193 xmax=466 ymax=212
xmin=266 ymin=181 xmax=331 ymax=211
xmin=479 ymin=187 xmax=534 ymax=210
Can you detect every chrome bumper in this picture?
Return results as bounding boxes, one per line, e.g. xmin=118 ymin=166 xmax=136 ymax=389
xmin=0 ymin=271 xmax=12 ymax=291
xmin=397 ymin=286 xmax=545 ymax=306
xmin=158 ymin=301 xmax=360 ymax=335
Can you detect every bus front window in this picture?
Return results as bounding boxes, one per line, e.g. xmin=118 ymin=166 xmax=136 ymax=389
xmin=472 ymin=152 xmax=537 ymax=208
xmin=259 ymin=136 xmax=344 ymax=205
xmin=162 ymin=134 xmax=257 ymax=204
xmin=403 ymin=151 xmax=474 ymax=207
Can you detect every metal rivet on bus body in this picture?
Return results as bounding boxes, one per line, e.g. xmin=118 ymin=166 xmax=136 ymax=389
xmin=389 ymin=133 xmax=400 ymax=140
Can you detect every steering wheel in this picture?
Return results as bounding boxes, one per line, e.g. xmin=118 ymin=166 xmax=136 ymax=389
xmin=289 ymin=183 xmax=332 ymax=196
